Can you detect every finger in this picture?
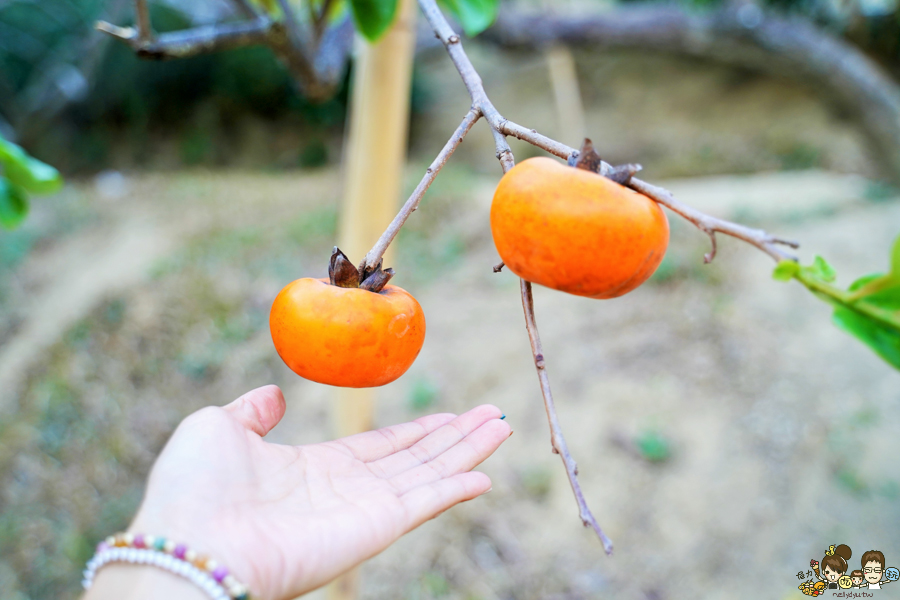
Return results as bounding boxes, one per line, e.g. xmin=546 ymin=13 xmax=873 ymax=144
xmin=400 ymin=471 xmax=492 ymax=532
xmin=367 ymin=404 xmax=503 ymax=479
xmin=389 ymin=418 xmax=510 ymax=494
xmin=329 ymin=412 xmax=457 ymax=462
xmin=222 ymin=385 xmax=286 ymax=437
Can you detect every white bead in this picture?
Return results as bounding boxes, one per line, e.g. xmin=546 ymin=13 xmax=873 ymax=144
xmin=164 ymin=540 xmax=176 ymax=553
xmin=205 ymin=559 xmax=218 ymax=572
xmin=122 ymin=533 xmax=134 ymax=545
xmin=185 ymin=549 xmax=197 ymax=562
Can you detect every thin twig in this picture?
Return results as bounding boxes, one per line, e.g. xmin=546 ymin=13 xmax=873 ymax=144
xmin=96 ymin=18 xmax=273 ymax=58
xmin=362 ymin=109 xmax=481 ymax=270
xmin=134 ymin=0 xmax=153 ymax=43
xmin=627 ymin=178 xmax=800 ymax=262
xmin=520 ymin=278 xmax=615 ymax=555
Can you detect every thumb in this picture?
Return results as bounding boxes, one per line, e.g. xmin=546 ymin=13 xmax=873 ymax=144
xmin=223 ymin=385 xmax=286 ymax=437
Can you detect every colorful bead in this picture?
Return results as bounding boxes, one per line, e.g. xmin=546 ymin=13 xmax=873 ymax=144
xmin=193 ymin=555 xmax=208 ymax=569
xmin=153 ymin=537 xmax=166 ymax=551
xmin=134 ymin=535 xmax=146 ymax=548
xmin=212 ymin=565 xmax=228 ymax=582
xmin=174 ymin=544 xmax=187 ymax=559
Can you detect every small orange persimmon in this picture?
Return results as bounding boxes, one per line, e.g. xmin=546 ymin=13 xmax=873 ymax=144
xmin=491 ymin=157 xmax=669 ymax=299
xmin=269 ymin=249 xmax=425 ymax=388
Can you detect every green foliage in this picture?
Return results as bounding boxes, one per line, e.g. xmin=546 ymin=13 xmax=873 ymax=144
xmin=635 ymin=430 xmax=672 ymax=462
xmin=438 ymin=0 xmax=499 ymax=36
xmin=350 ymin=0 xmax=399 ymax=41
xmin=0 ymin=179 xmax=28 ymax=229
xmin=772 ymin=235 xmax=900 ymax=370
xmin=0 ymin=135 xmax=62 ymax=229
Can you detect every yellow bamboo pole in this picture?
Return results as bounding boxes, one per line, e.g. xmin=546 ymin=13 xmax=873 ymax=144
xmin=326 ymin=0 xmax=416 ymax=598
xmin=545 ymin=45 xmax=586 ymax=146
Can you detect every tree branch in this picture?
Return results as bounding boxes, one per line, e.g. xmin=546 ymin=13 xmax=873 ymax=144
xmin=96 ymin=17 xmax=273 ymax=59
xmin=97 ymin=5 xmax=351 ymax=101
xmin=363 ymin=108 xmax=481 ymax=270
xmin=519 ymin=277 xmax=615 ymax=555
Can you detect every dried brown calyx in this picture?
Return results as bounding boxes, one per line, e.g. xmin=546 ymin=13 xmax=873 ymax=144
xmin=328 ymin=247 xmax=395 ymax=293
xmin=567 ymin=138 xmax=642 ymax=185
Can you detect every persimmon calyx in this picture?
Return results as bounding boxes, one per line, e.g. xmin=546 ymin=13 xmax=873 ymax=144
xmin=328 ymin=247 xmax=395 ymax=293
xmin=567 ymin=138 xmax=642 ymax=185
xmin=329 ymin=247 xmax=360 ymax=288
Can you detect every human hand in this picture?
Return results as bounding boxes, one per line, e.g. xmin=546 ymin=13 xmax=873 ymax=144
xmin=124 ymin=385 xmax=511 ymax=600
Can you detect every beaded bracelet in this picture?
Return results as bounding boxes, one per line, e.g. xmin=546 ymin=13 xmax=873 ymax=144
xmin=82 ymin=533 xmax=252 ymax=600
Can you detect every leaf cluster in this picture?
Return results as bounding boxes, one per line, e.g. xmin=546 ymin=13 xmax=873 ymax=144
xmin=0 ymin=136 xmax=62 ymax=229
xmin=345 ymin=0 xmax=498 ymax=41
xmin=773 ymin=235 xmax=900 ymax=370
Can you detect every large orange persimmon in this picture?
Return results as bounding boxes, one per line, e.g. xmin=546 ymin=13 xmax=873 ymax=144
xmin=270 ymin=250 xmax=425 ymax=388
xmin=491 ymin=157 xmax=669 ymax=299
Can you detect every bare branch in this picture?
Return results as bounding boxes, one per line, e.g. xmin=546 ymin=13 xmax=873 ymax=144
xmin=493 ymin=261 xmax=505 ymax=273
xmin=519 ymin=278 xmax=615 ymax=555
xmin=627 ymin=177 xmax=800 ymax=262
xmin=96 ymin=17 xmax=273 ymax=59
xmin=363 ymin=109 xmax=481 ymax=270
xmin=134 ymin=0 xmax=153 ymax=44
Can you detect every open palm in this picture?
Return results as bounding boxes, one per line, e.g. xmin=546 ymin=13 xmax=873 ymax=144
xmin=128 ymin=385 xmax=511 ymax=600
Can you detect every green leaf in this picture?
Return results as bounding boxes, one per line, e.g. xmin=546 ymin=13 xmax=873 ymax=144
xmin=833 ymin=306 xmax=900 ymax=370
xmin=808 ymin=255 xmax=837 ymax=282
xmin=0 ymin=138 xmax=62 ymax=194
xmin=0 ymin=179 xmax=30 ymax=229
xmin=350 ymin=0 xmax=399 ymax=41
xmin=891 ymin=234 xmax=900 ymax=276
xmin=772 ymin=259 xmax=799 ymax=281
xmin=438 ymin=0 xmax=499 ymax=36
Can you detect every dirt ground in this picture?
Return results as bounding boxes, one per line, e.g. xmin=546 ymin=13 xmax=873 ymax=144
xmin=1 ymin=50 xmax=899 ymax=600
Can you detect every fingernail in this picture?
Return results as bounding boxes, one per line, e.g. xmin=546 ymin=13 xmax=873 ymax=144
xmin=508 ymin=429 xmax=514 ymax=437
xmin=500 ymin=414 xmax=506 ymax=420
xmin=485 ymin=487 xmax=492 ymax=493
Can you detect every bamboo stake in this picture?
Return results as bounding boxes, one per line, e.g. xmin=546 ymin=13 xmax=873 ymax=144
xmin=327 ymin=0 xmax=416 ymax=598
xmin=545 ymin=45 xmax=586 ymax=147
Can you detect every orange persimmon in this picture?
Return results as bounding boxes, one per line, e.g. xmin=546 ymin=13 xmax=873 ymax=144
xmin=491 ymin=157 xmax=669 ymax=299
xmin=270 ymin=274 xmax=425 ymax=388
